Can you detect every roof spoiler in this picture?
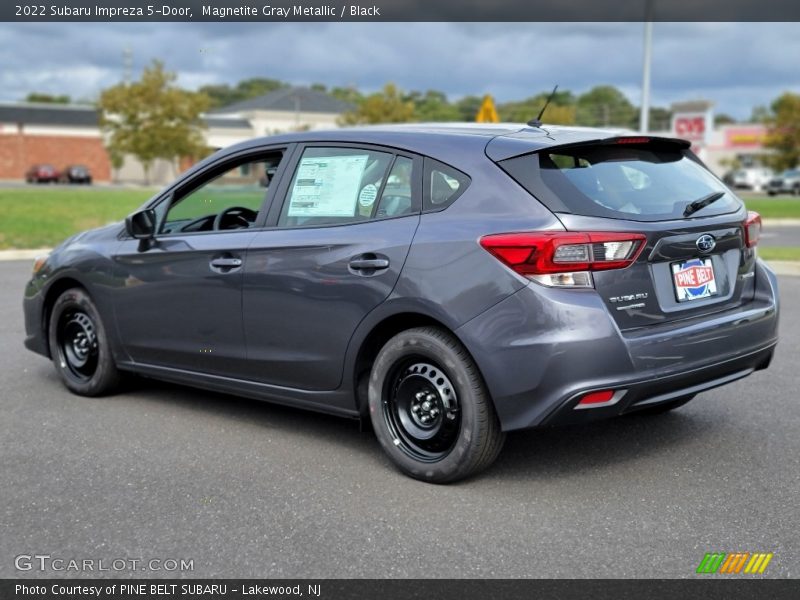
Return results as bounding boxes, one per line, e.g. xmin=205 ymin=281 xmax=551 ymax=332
xmin=486 ymin=130 xmax=691 ymax=162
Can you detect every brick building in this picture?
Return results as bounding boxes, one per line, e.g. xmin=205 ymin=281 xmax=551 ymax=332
xmin=0 ymin=88 xmax=353 ymax=185
xmin=0 ymin=103 xmax=112 ymax=182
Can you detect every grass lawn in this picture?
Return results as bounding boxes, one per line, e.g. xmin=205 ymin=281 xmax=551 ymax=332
xmin=744 ymin=198 xmax=800 ymax=220
xmin=759 ymin=247 xmax=800 ymax=262
xmin=0 ymin=187 xmax=155 ymax=249
xmin=1 ymin=187 xmax=799 ymax=251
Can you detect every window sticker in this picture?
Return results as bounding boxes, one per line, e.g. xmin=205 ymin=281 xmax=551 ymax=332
xmin=358 ymin=183 xmax=378 ymax=207
xmin=287 ymin=154 xmax=369 ymax=217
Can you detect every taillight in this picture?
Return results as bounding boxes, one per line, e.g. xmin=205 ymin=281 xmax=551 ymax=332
xmin=479 ymin=231 xmax=646 ymax=288
xmin=744 ymin=211 xmax=761 ymax=248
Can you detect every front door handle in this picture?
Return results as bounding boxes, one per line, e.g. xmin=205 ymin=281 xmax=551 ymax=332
xmin=210 ymin=256 xmax=243 ymax=272
xmin=349 ymin=257 xmax=390 ymax=271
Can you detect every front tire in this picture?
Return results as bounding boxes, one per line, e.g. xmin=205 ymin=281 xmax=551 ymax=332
xmin=368 ymin=327 xmax=505 ymax=483
xmin=48 ymin=288 xmax=120 ymax=396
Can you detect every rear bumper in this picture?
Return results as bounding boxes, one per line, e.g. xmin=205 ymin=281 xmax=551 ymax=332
xmin=456 ymin=259 xmax=779 ymax=432
xmin=541 ymin=342 xmax=775 ymax=426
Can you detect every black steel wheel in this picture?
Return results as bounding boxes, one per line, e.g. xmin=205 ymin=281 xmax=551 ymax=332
xmin=56 ymin=309 xmax=99 ymax=382
xmin=48 ymin=288 xmax=120 ymax=396
xmin=368 ymin=326 xmax=505 ymax=483
xmin=382 ymin=359 xmax=461 ymax=462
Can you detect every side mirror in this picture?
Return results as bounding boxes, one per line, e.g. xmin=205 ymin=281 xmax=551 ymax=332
xmin=125 ymin=208 xmax=157 ymax=239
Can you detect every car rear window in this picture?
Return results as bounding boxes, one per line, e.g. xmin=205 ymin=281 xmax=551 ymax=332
xmin=423 ymin=158 xmax=470 ymax=212
xmin=499 ymin=143 xmax=741 ymax=221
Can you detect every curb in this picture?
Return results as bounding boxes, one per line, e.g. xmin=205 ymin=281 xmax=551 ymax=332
xmin=765 ymin=260 xmax=800 ymax=277
xmin=763 ymin=218 xmax=800 ymax=227
xmin=0 ymin=248 xmax=52 ymax=261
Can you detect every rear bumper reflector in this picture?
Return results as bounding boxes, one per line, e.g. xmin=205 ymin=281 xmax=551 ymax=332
xmin=574 ymin=389 xmax=627 ymax=410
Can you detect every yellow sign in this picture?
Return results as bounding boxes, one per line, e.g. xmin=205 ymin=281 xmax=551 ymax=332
xmin=475 ymin=95 xmax=499 ymax=123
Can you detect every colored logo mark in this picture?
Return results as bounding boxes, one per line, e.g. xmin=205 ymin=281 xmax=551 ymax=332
xmin=696 ymin=552 xmax=773 ymax=574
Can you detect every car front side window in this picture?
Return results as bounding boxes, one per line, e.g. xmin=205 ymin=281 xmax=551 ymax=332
xmin=160 ymin=151 xmax=284 ymax=235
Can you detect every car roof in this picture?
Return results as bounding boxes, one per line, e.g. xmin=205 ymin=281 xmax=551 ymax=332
xmin=208 ymin=122 xmax=690 ymax=169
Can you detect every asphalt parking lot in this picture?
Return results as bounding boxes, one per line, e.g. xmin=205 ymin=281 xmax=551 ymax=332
xmin=761 ymin=224 xmax=800 ymax=248
xmin=1 ymin=260 xmax=797 ymax=579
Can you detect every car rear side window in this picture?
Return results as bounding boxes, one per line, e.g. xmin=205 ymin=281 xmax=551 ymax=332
xmin=278 ymin=147 xmax=417 ymax=228
xmin=500 ymin=144 xmax=741 ymax=221
xmin=423 ymin=159 xmax=470 ymax=212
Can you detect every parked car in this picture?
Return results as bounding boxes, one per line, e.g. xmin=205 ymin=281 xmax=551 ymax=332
xmin=731 ymin=167 xmax=773 ymax=192
xmin=23 ymin=124 xmax=779 ymax=483
xmin=60 ymin=164 xmax=92 ymax=184
xmin=25 ymin=164 xmax=60 ymax=184
xmin=767 ymin=169 xmax=800 ymax=196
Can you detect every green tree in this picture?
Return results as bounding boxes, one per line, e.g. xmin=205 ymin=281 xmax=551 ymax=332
xmin=25 ymin=92 xmax=71 ymax=104
xmin=197 ymin=84 xmax=238 ymax=108
xmin=576 ymin=85 xmax=636 ymax=127
xmin=455 ymin=95 xmax=484 ymax=121
xmin=235 ymin=77 xmax=285 ymax=100
xmin=99 ymin=60 xmax=210 ymax=184
xmin=498 ymin=90 xmax=576 ymax=125
xmin=329 ymin=86 xmax=364 ymax=106
xmin=339 ymin=83 xmax=416 ymax=125
xmin=406 ymin=90 xmax=460 ymax=121
xmin=763 ymin=92 xmax=800 ymax=171
xmin=714 ymin=113 xmax=737 ymax=126
xmin=750 ymin=105 xmax=771 ymax=123
xmin=199 ymin=77 xmax=286 ymax=108
xmin=646 ymin=107 xmax=672 ymax=131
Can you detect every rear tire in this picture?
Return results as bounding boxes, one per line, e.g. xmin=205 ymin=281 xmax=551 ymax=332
xmin=368 ymin=327 xmax=505 ymax=483
xmin=48 ymin=288 xmax=120 ymax=396
xmin=630 ymin=394 xmax=695 ymax=415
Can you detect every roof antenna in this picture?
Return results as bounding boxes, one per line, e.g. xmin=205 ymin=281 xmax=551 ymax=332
xmin=528 ymin=84 xmax=559 ymax=128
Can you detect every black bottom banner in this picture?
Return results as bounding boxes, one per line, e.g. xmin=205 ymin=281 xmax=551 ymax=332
xmin=2 ymin=579 xmax=798 ymax=600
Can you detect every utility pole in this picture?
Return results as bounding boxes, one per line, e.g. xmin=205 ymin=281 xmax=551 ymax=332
xmin=639 ymin=0 xmax=654 ymax=133
xmin=122 ymin=47 xmax=133 ymax=85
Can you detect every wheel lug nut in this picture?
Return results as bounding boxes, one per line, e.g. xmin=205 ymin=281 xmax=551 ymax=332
xmin=412 ymin=405 xmax=420 ymax=413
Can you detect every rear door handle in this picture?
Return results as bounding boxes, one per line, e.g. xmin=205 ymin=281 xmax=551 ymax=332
xmin=349 ymin=258 xmax=390 ymax=270
xmin=210 ymin=256 xmax=243 ymax=272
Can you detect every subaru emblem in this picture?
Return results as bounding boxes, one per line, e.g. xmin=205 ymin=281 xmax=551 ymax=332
xmin=696 ymin=234 xmax=716 ymax=253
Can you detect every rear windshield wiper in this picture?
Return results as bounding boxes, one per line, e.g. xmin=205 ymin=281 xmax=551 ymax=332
xmin=683 ymin=191 xmax=726 ymax=217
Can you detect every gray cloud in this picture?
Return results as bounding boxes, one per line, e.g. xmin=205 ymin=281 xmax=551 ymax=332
xmin=1 ymin=22 xmax=798 ymax=118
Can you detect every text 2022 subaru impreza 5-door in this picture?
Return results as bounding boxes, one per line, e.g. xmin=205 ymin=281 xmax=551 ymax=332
xmin=23 ymin=124 xmax=779 ymax=482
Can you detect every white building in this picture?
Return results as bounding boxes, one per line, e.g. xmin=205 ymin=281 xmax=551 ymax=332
xmin=209 ymin=86 xmax=354 ymax=139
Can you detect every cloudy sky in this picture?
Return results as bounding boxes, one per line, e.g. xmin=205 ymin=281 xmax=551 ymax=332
xmin=1 ymin=22 xmax=799 ymax=119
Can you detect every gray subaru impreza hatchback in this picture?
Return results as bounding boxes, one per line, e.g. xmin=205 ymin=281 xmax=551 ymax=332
xmin=23 ymin=124 xmax=779 ymax=482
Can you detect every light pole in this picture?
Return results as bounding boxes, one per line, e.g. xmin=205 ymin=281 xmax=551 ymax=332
xmin=639 ymin=0 xmax=654 ymax=132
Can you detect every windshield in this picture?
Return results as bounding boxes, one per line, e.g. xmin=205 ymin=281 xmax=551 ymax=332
xmin=500 ymin=143 xmax=742 ymax=221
